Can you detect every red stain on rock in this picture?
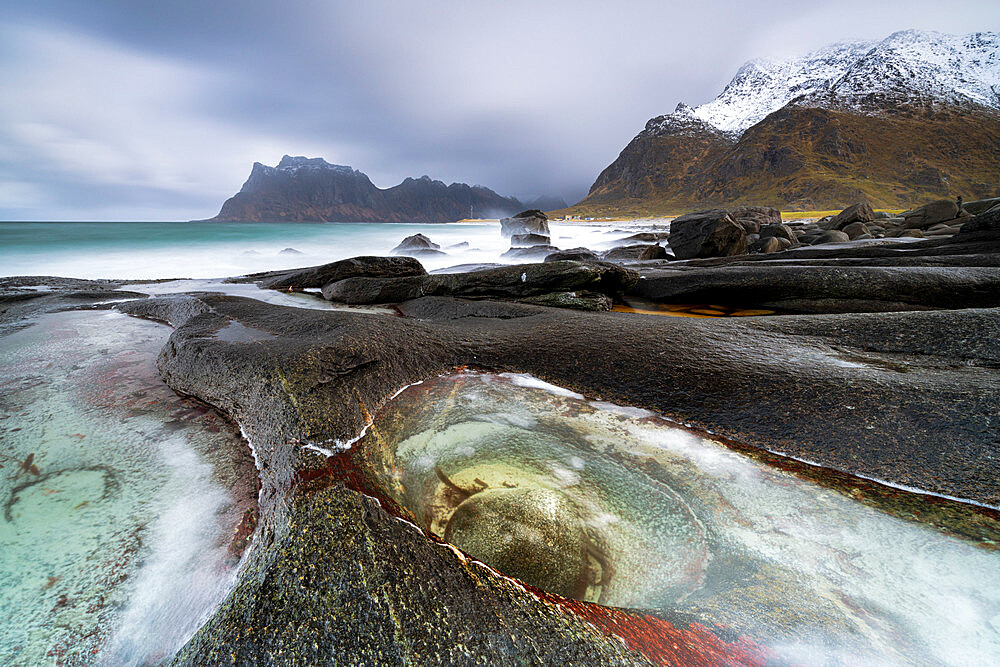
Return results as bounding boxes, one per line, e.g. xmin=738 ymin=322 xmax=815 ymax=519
xmin=531 ymin=590 xmax=770 ymax=666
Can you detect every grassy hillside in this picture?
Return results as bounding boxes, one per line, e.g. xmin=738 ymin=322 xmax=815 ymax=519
xmin=561 ymin=103 xmax=1000 ymax=218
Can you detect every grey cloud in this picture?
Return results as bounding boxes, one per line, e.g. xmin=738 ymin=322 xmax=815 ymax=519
xmin=1 ymin=0 xmax=997 ymax=220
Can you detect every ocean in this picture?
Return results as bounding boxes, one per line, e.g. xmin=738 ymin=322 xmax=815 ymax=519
xmin=0 ymin=220 xmax=646 ymax=279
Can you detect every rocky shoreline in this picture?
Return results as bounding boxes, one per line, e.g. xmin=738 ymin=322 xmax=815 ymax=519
xmin=2 ymin=199 xmax=999 ymax=664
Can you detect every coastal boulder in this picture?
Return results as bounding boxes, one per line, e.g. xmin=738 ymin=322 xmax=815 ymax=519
xmin=322 ymin=261 xmax=638 ymax=304
xmin=749 ymin=236 xmax=784 ymax=254
xmin=668 ymin=209 xmax=748 ymax=259
xmin=510 ymin=233 xmax=551 ymax=247
xmin=391 ymin=234 xmax=445 ymax=257
xmin=902 ymin=200 xmax=963 ymax=229
xmin=827 ymin=203 xmax=875 ymax=230
xmin=603 ymin=244 xmax=669 ymax=261
xmin=810 ymin=230 xmax=851 ymax=244
xmin=501 ymin=210 xmax=550 ymax=238
xmin=841 ymin=222 xmax=871 ymax=239
xmin=758 ymin=223 xmax=795 ymax=242
xmin=730 ymin=206 xmax=782 ymax=234
xmin=257 ymin=255 xmax=427 ymax=290
xmin=544 ymin=248 xmax=601 ymax=263
xmin=501 ymin=245 xmax=560 ymax=260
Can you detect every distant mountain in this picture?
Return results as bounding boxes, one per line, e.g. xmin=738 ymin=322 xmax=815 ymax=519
xmin=205 ymin=156 xmax=524 ymax=223
xmin=570 ymin=30 xmax=1000 ymax=215
xmin=521 ymin=194 xmax=569 ymax=212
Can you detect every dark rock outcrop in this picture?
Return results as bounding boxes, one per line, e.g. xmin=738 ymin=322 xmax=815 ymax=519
xmin=603 ymin=244 xmax=669 ymax=261
xmin=758 ymin=223 xmax=795 ymax=242
xmin=544 ymin=248 xmax=601 ymax=263
xmin=518 ymin=291 xmax=613 ymax=311
xmin=729 ymin=206 xmax=781 ymax=234
xmin=668 ymin=210 xmax=748 ymax=259
xmin=253 ymin=256 xmax=427 ymax=290
xmin=500 ymin=245 xmax=560 ymax=261
xmin=902 ymin=200 xmax=965 ymax=229
xmin=827 ymin=203 xmax=875 ymax=230
xmin=321 ymin=261 xmax=638 ymax=305
xmin=510 ymin=233 xmax=551 ymax=247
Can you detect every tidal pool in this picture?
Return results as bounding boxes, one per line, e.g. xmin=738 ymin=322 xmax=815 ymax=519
xmin=355 ymin=371 xmax=1000 ymax=666
xmin=0 ymin=310 xmax=257 ymax=665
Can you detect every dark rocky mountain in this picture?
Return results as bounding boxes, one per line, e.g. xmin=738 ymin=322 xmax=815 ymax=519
xmin=205 ymin=156 xmax=524 ymax=223
xmin=567 ymin=30 xmax=1000 ymax=215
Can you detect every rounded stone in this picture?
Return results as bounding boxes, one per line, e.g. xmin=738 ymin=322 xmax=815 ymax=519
xmin=444 ymin=487 xmax=588 ymax=598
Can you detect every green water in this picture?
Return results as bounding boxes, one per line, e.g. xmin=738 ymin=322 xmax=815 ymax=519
xmin=0 ymin=310 xmax=256 ymax=665
xmin=361 ymin=371 xmax=1000 ymax=666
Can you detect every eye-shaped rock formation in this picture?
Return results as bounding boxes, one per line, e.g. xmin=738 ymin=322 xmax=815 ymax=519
xmin=110 ymin=287 xmax=1000 ymax=665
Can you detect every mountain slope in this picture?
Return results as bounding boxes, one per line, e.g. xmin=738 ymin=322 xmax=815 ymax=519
xmin=569 ymin=30 xmax=1000 ymax=215
xmin=206 ymin=156 xmax=524 ymax=223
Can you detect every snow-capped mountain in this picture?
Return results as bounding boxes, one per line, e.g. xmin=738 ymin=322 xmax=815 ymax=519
xmin=652 ymin=30 xmax=999 ymax=137
xmin=574 ymin=29 xmax=1000 ymax=215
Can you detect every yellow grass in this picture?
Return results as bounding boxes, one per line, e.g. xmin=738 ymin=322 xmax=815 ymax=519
xmin=780 ymin=209 xmax=905 ymax=220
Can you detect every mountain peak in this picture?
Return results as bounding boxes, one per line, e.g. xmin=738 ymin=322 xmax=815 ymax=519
xmin=275 ymin=155 xmax=357 ymax=174
xmin=676 ymin=29 xmax=999 ymax=136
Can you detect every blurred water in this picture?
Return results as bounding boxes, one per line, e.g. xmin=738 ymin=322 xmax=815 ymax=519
xmin=0 ymin=221 xmax=644 ymax=279
xmin=364 ymin=371 xmax=1000 ymax=666
xmin=0 ymin=310 xmax=256 ymax=665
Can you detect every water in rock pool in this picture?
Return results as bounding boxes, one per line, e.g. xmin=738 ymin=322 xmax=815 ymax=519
xmin=355 ymin=371 xmax=1000 ymax=666
xmin=0 ymin=309 xmax=257 ymax=665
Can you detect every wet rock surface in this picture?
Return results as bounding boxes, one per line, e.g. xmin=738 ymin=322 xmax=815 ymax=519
xmin=97 ymin=288 xmax=1000 ymax=664
xmin=244 ymin=255 xmax=427 ymax=290
xmin=321 ymin=261 xmax=638 ymax=305
xmin=7 ymin=260 xmax=1000 ymax=665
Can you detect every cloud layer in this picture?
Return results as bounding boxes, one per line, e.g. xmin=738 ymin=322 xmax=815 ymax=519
xmin=1 ymin=0 xmax=997 ymax=220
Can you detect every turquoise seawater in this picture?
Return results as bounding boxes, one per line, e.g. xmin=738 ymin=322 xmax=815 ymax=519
xmin=0 ymin=221 xmax=621 ymax=279
xmin=0 ymin=310 xmax=257 ymax=665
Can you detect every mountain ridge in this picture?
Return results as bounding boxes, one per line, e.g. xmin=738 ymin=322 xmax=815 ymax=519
xmin=204 ymin=156 xmax=527 ymax=223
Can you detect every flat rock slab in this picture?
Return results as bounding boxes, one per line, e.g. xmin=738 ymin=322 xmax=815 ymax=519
xmin=101 ymin=291 xmax=1000 ymax=664
xmin=321 ymin=260 xmax=638 ymax=304
xmin=632 ymin=265 xmax=1000 ymax=313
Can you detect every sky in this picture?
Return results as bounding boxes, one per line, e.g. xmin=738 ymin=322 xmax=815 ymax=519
xmin=1 ymin=1 xmax=997 ymax=221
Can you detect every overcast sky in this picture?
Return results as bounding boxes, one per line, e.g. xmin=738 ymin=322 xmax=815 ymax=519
xmin=1 ymin=1 xmax=996 ymax=220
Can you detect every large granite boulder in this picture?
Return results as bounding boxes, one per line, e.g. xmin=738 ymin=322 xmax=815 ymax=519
xmin=544 ymin=248 xmax=601 ymax=263
xmin=811 ymin=230 xmax=851 ymax=245
xmin=256 ymin=256 xmax=427 ymax=290
xmin=841 ymin=222 xmax=871 ymax=240
xmin=501 ymin=210 xmax=550 ymax=238
xmin=903 ymin=200 xmax=964 ymax=229
xmin=668 ymin=210 xmax=748 ymax=259
xmin=957 ymin=204 xmax=1000 ymax=236
xmin=729 ymin=206 xmax=781 ymax=234
xmin=749 ymin=236 xmax=784 ymax=254
xmin=827 ymin=203 xmax=875 ymax=230
xmin=391 ymin=234 xmax=445 ymax=256
xmin=322 ymin=261 xmax=638 ymax=305
xmin=603 ymin=244 xmax=669 ymax=261
xmin=501 ymin=245 xmax=560 ymax=260
xmin=510 ymin=233 xmax=551 ymax=247
xmin=758 ymin=223 xmax=795 ymax=242
xmin=962 ymin=197 xmax=1000 ymax=216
